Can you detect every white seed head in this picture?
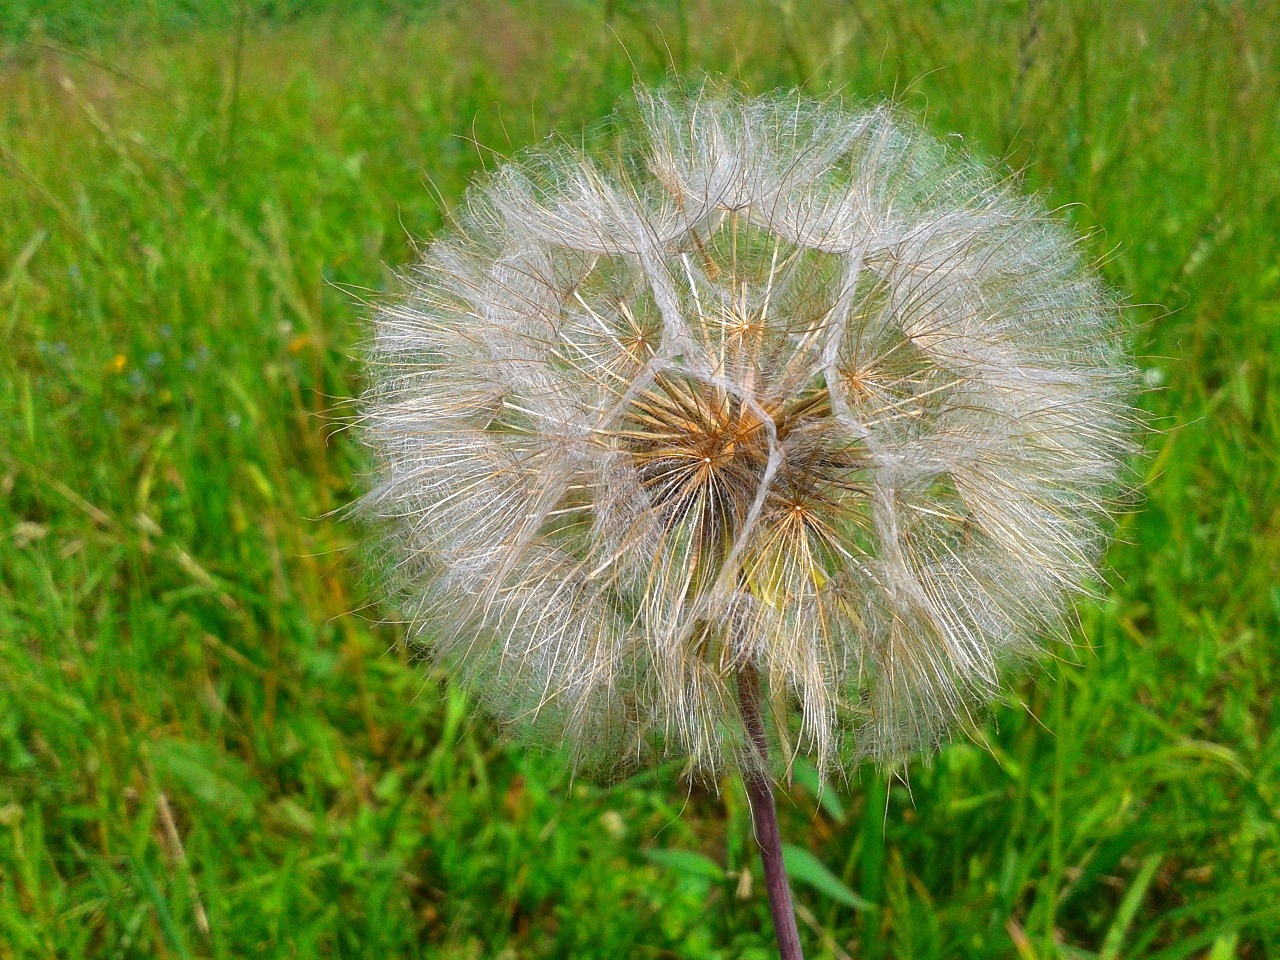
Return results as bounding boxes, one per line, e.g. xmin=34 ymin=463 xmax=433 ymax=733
xmin=359 ymin=86 xmax=1139 ymax=778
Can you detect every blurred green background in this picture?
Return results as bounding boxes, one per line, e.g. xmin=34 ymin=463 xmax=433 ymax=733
xmin=2 ymin=1 xmax=1277 ymax=957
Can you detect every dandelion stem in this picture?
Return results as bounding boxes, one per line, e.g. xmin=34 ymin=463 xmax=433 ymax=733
xmin=737 ymin=665 xmax=805 ymax=960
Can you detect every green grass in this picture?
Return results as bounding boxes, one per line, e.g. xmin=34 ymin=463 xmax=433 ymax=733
xmin=2 ymin=0 xmax=1278 ymax=957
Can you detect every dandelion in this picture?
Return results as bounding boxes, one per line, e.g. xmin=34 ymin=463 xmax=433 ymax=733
xmin=358 ymin=86 xmax=1138 ymax=957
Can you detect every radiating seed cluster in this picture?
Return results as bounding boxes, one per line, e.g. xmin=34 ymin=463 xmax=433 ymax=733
xmin=359 ymin=88 xmax=1138 ymax=777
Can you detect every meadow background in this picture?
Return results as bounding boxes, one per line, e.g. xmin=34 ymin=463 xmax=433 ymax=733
xmin=2 ymin=1 xmax=1278 ymax=957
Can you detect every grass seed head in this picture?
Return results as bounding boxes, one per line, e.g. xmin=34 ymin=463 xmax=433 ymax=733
xmin=359 ymin=85 xmax=1140 ymax=778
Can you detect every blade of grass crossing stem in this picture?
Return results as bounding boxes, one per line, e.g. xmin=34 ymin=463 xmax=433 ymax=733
xmin=781 ymin=844 xmax=873 ymax=911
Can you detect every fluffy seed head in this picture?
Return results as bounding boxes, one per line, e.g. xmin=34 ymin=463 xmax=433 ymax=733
xmin=359 ymin=87 xmax=1138 ymax=778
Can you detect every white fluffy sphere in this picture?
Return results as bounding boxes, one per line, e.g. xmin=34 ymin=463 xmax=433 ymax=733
xmin=360 ymin=87 xmax=1138 ymax=776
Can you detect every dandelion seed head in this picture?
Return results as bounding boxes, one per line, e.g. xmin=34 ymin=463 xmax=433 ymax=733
xmin=359 ymin=86 xmax=1139 ymax=778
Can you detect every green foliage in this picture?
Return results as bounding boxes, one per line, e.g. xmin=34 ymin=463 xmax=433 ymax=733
xmin=2 ymin=1 xmax=1278 ymax=957
xmin=0 ymin=0 xmax=439 ymax=47
xmin=782 ymin=844 xmax=874 ymax=912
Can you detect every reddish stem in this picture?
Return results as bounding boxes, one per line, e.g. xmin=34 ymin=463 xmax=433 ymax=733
xmin=737 ymin=667 xmax=805 ymax=960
